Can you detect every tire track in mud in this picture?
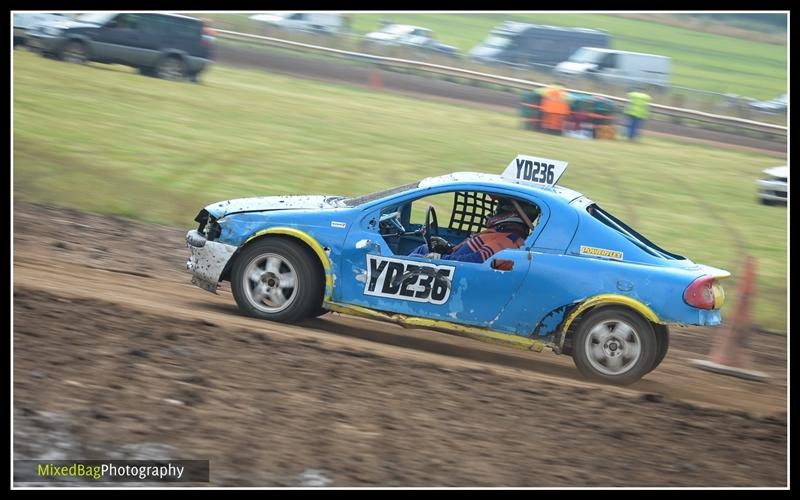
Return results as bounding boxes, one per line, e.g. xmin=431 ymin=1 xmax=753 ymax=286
xmin=590 ymin=159 xmax=640 ymax=228
xmin=656 ymin=168 xmax=748 ymax=264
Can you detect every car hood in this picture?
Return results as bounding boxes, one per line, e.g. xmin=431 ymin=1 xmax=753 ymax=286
xmin=249 ymin=14 xmax=285 ymax=24
xmin=38 ymin=19 xmax=102 ymax=30
xmin=469 ymin=45 xmax=501 ymax=59
xmin=763 ymin=166 xmax=788 ymax=178
xmin=205 ymin=195 xmax=345 ymax=218
xmin=366 ymin=32 xmax=398 ymax=41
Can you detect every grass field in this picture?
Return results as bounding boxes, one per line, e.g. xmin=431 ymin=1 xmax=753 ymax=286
xmin=199 ymin=12 xmax=787 ymax=99
xmin=12 ymin=51 xmax=787 ymax=330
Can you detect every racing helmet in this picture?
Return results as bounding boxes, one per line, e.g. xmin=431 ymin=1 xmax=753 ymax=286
xmin=486 ymin=198 xmax=540 ymax=231
xmin=486 ymin=211 xmax=525 ymax=229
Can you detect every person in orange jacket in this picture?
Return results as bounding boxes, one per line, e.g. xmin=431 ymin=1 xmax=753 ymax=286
xmin=541 ymin=83 xmax=571 ymax=133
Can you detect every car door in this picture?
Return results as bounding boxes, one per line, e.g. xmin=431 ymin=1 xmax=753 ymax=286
xmin=129 ymin=14 xmax=168 ymax=67
xmin=90 ymin=13 xmax=145 ymax=63
xmin=334 ymin=187 xmax=539 ymax=333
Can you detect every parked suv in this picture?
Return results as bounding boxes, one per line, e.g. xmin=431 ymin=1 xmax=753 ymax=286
xmin=26 ymin=12 xmax=214 ymax=81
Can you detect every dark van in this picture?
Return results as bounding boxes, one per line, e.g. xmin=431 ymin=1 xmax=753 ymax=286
xmin=26 ymin=12 xmax=214 ymax=81
xmin=469 ymin=21 xmax=610 ymax=69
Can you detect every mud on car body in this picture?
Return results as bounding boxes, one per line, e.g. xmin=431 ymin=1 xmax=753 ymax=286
xmin=186 ymin=154 xmax=730 ymax=385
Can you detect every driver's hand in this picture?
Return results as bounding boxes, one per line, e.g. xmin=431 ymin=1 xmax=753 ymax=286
xmin=429 ymin=236 xmax=453 ymax=255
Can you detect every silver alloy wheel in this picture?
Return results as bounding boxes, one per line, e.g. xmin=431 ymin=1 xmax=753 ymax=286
xmin=242 ymin=253 xmax=298 ymax=314
xmin=584 ymin=319 xmax=642 ymax=376
xmin=157 ymin=58 xmax=184 ymax=80
xmin=62 ymin=43 xmax=86 ymax=63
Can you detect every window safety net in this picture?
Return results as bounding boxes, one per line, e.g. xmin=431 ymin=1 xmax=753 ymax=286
xmin=448 ymin=191 xmax=498 ymax=235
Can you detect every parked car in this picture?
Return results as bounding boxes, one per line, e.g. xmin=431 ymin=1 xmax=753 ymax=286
xmin=13 ymin=13 xmax=72 ymax=47
xmin=757 ymin=165 xmax=788 ymax=205
xmin=555 ymin=47 xmax=671 ymax=89
xmin=26 ymin=12 xmax=214 ymax=81
xmin=249 ymin=12 xmax=344 ymax=35
xmin=185 ymin=154 xmax=730 ymax=385
xmin=749 ymin=94 xmax=787 ymax=114
xmin=363 ymin=24 xmax=459 ymax=57
xmin=470 ymin=22 xmax=610 ymax=69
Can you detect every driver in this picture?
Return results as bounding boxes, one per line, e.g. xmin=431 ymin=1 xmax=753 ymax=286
xmin=409 ymin=199 xmax=540 ymax=263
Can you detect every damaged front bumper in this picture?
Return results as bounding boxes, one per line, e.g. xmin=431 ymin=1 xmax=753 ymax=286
xmin=185 ymin=230 xmax=237 ymax=293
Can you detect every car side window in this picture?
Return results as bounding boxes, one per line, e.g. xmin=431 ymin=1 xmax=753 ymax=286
xmin=112 ymin=14 xmax=139 ymax=30
xmin=137 ymin=15 xmax=162 ymax=34
xmin=599 ymin=53 xmax=617 ymax=69
xmin=163 ymin=16 xmax=202 ymax=38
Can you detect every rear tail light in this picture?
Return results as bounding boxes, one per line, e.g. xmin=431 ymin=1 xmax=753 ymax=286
xmin=684 ymin=275 xmax=725 ymax=310
xmin=202 ymin=24 xmax=216 ymax=45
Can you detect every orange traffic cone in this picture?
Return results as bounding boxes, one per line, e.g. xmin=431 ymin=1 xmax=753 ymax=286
xmin=368 ymin=69 xmax=383 ymax=90
xmin=690 ymin=255 xmax=768 ymax=381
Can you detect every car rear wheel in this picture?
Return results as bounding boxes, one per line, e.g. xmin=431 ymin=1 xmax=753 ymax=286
xmin=231 ymin=238 xmax=323 ymax=323
xmin=61 ymin=41 xmax=87 ymax=64
xmin=156 ymin=56 xmax=187 ymax=81
xmin=571 ymin=307 xmax=657 ymax=385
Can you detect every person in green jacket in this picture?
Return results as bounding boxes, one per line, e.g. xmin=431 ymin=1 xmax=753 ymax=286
xmin=624 ymin=89 xmax=652 ymax=140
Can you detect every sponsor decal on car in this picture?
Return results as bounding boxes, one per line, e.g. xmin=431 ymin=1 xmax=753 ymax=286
xmin=364 ymin=255 xmax=455 ymax=305
xmin=331 ymin=221 xmax=347 ymax=228
xmin=580 ymin=245 xmax=623 ymax=260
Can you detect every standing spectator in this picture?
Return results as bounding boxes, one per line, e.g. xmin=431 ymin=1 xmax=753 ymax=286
xmin=540 ymin=83 xmax=571 ymax=135
xmin=624 ymin=88 xmax=652 ymax=140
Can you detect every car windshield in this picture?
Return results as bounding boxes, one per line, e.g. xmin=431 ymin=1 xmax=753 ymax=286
xmin=341 ymin=182 xmax=420 ymax=207
xmin=568 ymin=47 xmax=605 ymax=63
xmin=76 ymin=12 xmax=117 ymax=25
xmin=483 ymin=35 xmax=511 ymax=48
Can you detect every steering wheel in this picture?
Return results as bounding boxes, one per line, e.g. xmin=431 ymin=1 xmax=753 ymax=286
xmin=424 ymin=205 xmax=440 ymax=249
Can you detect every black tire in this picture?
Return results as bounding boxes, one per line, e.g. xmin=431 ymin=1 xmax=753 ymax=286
xmin=571 ymin=307 xmax=657 ymax=386
xmin=60 ymin=40 xmax=88 ymax=64
xmin=230 ymin=238 xmax=323 ymax=323
xmin=155 ymin=55 xmax=187 ymax=81
xmin=311 ymin=307 xmax=329 ymax=318
xmin=649 ymin=325 xmax=670 ymax=374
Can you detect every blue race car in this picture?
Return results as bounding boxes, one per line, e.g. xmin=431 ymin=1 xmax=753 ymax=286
xmin=186 ymin=155 xmax=729 ymax=385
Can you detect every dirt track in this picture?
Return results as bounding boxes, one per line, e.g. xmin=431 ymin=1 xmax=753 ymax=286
xmin=13 ymin=202 xmax=787 ymax=487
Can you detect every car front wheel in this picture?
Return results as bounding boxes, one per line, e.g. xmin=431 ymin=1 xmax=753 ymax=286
xmin=156 ymin=56 xmax=187 ymax=81
xmin=60 ymin=40 xmax=88 ymax=64
xmin=231 ymin=238 xmax=323 ymax=323
xmin=571 ymin=307 xmax=657 ymax=385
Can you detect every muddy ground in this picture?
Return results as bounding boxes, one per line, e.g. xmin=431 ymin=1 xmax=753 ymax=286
xmin=13 ymin=201 xmax=787 ymax=487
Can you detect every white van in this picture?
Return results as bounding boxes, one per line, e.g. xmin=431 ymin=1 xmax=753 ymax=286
xmin=249 ymin=12 xmax=343 ymax=35
xmin=555 ymin=48 xmax=671 ymax=88
xmin=13 ymin=13 xmax=72 ymax=46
